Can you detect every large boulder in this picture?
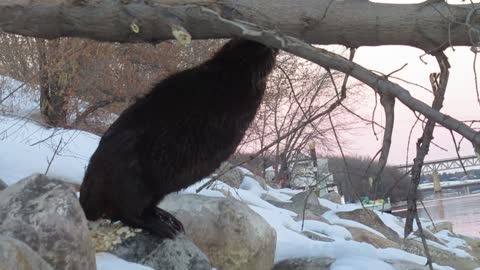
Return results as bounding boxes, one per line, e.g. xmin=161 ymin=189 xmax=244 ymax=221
xmin=0 ymin=236 xmax=53 ymax=270
xmin=110 ymin=232 xmax=212 ymax=270
xmin=0 ymin=174 xmax=96 ymax=270
xmin=336 ymin=208 xmax=400 ymax=241
xmin=159 ymin=194 xmax=276 ymax=270
xmin=272 ymin=257 xmax=335 ymax=270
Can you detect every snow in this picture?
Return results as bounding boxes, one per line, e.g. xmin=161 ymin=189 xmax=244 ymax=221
xmin=239 ymin=175 xmax=266 ymax=196
xmin=0 ymin=105 xmax=468 ymax=270
xmin=96 ymin=253 xmax=154 ymax=270
xmin=300 ymin=220 xmax=352 ymax=240
xmin=0 ymin=116 xmax=98 ymax=185
xmin=323 ymin=210 xmax=387 ymax=238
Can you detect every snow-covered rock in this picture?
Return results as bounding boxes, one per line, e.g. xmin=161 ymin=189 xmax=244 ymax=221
xmin=336 ymin=208 xmax=400 ymax=242
xmin=347 ymin=227 xmax=399 ymax=249
xmin=268 ymin=190 xmax=330 ymax=217
xmin=159 ymin=194 xmax=276 ymax=270
xmin=0 ymin=174 xmax=96 ymax=270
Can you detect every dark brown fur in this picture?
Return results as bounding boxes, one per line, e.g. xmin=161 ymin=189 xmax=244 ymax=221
xmin=79 ymin=39 xmax=278 ymax=238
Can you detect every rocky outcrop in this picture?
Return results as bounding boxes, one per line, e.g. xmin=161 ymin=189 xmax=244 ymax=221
xmin=0 ymin=174 xmax=96 ymax=270
xmin=0 ymin=236 xmax=53 ymax=270
xmin=159 ymin=194 xmax=276 ymax=270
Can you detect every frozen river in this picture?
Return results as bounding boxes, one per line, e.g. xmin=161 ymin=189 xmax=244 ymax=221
xmin=394 ymin=193 xmax=480 ymax=237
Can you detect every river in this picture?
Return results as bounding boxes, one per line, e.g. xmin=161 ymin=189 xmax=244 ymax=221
xmin=393 ymin=193 xmax=480 ymax=237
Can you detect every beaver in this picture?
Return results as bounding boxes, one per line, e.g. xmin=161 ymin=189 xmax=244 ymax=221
xmin=80 ymin=39 xmax=278 ymax=238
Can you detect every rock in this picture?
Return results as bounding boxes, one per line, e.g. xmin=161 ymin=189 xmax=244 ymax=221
xmin=272 ymin=257 xmax=334 ymax=270
xmin=455 ymin=233 xmax=480 ymax=261
xmin=414 ymin=229 xmax=445 ymax=246
xmin=401 ymin=238 xmax=480 ymax=270
xmin=302 ymin=231 xmax=335 ymax=242
xmin=215 ymin=162 xmax=244 ymax=188
xmin=262 ymin=192 xmax=287 ymax=203
xmin=347 ymin=227 xmax=399 ymax=249
xmin=244 ymin=173 xmax=268 ymax=190
xmin=386 ymin=259 xmax=434 ymax=270
xmin=293 ymin=209 xmax=330 ymax=224
xmin=427 ymin=221 xmax=453 ymax=233
xmin=159 ymin=194 xmax=276 ymax=270
xmin=0 ymin=178 xmax=6 ymax=191
xmin=0 ymin=236 xmax=53 ymax=270
xmin=336 ymin=208 xmax=400 ymax=242
xmin=269 ymin=191 xmax=330 ymax=217
xmin=110 ymin=232 xmax=211 ymax=270
xmin=0 ymin=174 xmax=96 ymax=270
xmin=320 ymin=192 xmax=342 ymax=204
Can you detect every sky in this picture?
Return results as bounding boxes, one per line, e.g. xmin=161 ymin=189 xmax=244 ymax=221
xmin=348 ymin=46 xmax=479 ymax=165
xmin=336 ymin=0 xmax=480 ymax=165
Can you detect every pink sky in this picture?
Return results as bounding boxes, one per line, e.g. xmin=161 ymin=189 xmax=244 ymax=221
xmin=345 ymin=46 xmax=479 ymax=165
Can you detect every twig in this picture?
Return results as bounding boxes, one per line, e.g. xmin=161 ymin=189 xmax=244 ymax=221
xmin=450 ymin=130 xmax=469 ymax=176
xmin=414 ymin=212 xmax=434 ymax=270
xmin=44 ymin=137 xmax=63 ymax=175
xmin=419 ymin=199 xmax=437 ymax=233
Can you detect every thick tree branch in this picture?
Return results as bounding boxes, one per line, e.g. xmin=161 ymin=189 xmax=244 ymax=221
xmin=0 ymin=0 xmax=479 ymax=51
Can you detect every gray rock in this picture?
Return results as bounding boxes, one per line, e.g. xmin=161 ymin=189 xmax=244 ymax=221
xmin=110 ymin=232 xmax=211 ymax=270
xmin=0 ymin=178 xmax=6 ymax=191
xmin=0 ymin=236 xmax=53 ymax=270
xmin=0 ymin=174 xmax=96 ymax=270
xmin=159 ymin=194 xmax=276 ymax=270
xmin=272 ymin=257 xmax=334 ymax=270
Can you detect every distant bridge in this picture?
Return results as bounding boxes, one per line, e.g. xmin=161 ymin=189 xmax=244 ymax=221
xmin=395 ymin=155 xmax=479 ymax=174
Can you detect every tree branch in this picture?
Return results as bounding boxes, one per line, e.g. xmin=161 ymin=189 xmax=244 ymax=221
xmin=0 ymin=1 xmax=478 ymax=50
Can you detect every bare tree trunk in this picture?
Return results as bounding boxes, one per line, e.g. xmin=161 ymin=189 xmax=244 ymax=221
xmin=36 ymin=39 xmax=68 ymax=126
xmin=0 ymin=1 xmax=477 ymax=51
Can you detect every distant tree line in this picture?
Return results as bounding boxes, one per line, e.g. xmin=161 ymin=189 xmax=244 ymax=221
xmin=327 ymin=156 xmax=411 ymax=203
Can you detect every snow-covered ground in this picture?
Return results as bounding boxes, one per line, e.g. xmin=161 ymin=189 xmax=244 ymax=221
xmin=1 ymin=114 xmax=466 ymax=270
xmin=0 ymin=82 xmax=470 ymax=269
